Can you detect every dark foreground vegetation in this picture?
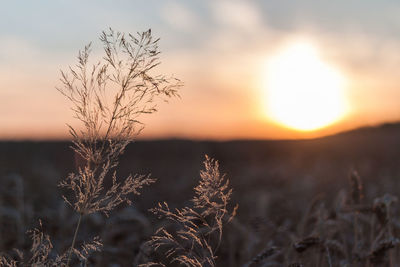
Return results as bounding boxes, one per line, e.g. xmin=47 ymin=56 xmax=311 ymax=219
xmin=1 ymin=122 xmax=400 ymax=266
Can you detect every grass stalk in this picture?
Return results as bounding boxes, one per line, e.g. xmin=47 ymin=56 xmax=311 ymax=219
xmin=67 ymin=214 xmax=82 ymax=267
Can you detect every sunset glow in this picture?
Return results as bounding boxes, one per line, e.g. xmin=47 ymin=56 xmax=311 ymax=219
xmin=264 ymin=42 xmax=348 ymax=131
xmin=1 ymin=1 xmax=400 ymax=140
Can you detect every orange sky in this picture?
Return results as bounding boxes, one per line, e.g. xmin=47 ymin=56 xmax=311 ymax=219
xmin=1 ymin=1 xmax=400 ymax=140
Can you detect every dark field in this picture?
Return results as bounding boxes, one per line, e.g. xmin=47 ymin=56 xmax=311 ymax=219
xmin=2 ymin=123 xmax=400 ymax=266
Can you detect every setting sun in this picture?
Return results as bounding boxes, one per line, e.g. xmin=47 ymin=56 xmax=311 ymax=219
xmin=264 ymin=41 xmax=347 ymax=131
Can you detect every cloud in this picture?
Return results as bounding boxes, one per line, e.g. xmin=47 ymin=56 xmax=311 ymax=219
xmin=0 ymin=37 xmax=41 ymax=64
xmin=161 ymin=1 xmax=200 ymax=32
xmin=210 ymin=0 xmax=263 ymax=33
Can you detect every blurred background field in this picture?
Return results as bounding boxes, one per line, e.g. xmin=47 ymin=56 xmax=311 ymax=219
xmin=1 ymin=122 xmax=400 ymax=266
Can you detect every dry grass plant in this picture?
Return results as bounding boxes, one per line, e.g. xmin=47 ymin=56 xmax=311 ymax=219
xmin=0 ymin=28 xmax=181 ymax=266
xmin=141 ymin=156 xmax=238 ymax=267
xmin=58 ymin=28 xmax=181 ymax=266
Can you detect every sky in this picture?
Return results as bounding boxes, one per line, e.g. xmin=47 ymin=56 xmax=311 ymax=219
xmin=1 ymin=0 xmax=400 ymax=140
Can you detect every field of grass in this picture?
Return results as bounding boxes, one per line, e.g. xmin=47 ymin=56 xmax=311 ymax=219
xmin=1 ymin=123 xmax=400 ymax=266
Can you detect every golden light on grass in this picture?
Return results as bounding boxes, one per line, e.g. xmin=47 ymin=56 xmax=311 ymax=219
xmin=263 ymin=41 xmax=348 ymax=131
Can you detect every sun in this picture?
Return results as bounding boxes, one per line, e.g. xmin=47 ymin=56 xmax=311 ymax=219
xmin=263 ymin=41 xmax=347 ymax=131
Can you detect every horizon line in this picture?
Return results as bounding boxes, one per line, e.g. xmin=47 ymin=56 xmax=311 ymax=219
xmin=0 ymin=120 xmax=399 ymax=143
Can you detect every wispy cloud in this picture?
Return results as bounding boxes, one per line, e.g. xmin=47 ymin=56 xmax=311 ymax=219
xmin=209 ymin=0 xmax=263 ymax=33
xmin=0 ymin=37 xmax=41 ymax=65
xmin=161 ymin=1 xmax=201 ymax=32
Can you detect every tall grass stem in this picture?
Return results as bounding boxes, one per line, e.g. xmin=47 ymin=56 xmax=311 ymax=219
xmin=67 ymin=214 xmax=82 ymax=267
